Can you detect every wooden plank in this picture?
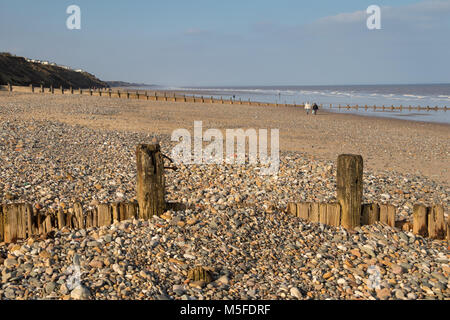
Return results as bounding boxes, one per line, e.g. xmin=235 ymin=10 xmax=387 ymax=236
xmin=429 ymin=205 xmax=446 ymax=240
xmin=93 ymin=208 xmax=98 ymax=227
xmin=319 ymin=203 xmax=328 ymax=224
xmin=380 ymin=204 xmax=396 ymax=227
xmin=297 ymin=202 xmax=310 ymax=220
xmin=309 ymin=203 xmax=319 ymax=223
xmin=127 ymin=202 xmax=138 ymax=220
xmin=65 ymin=212 xmax=74 ymax=229
xmin=387 ymin=205 xmax=396 ymax=227
xmin=361 ymin=203 xmax=380 ymax=225
xmin=337 ymin=154 xmax=363 ymax=229
xmin=57 ymin=209 xmax=66 ymax=229
xmin=4 ymin=205 xmax=19 ymax=243
xmin=447 ymin=214 xmax=450 ymax=244
xmin=287 ymin=203 xmax=297 ymax=216
xmin=26 ymin=204 xmax=37 ymax=237
xmin=85 ymin=209 xmax=93 ymax=228
xmin=326 ymin=203 xmax=341 ymax=227
xmin=97 ymin=204 xmax=112 ymax=227
xmin=379 ymin=204 xmax=388 ymax=225
xmin=111 ymin=203 xmax=120 ymax=222
xmin=413 ymin=204 xmax=428 ymax=237
xmin=43 ymin=215 xmax=53 ymax=234
xmin=0 ymin=205 xmax=4 ymax=242
xmin=73 ymin=202 xmax=84 ymax=229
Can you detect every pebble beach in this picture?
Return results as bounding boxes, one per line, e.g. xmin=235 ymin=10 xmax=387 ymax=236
xmin=0 ymin=91 xmax=449 ymax=300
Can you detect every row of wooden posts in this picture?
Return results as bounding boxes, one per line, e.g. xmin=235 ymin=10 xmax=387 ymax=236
xmin=286 ymin=154 xmax=448 ymax=242
xmin=287 ymin=202 xmax=448 ymax=241
xmin=0 ymin=144 xmax=166 ymax=244
xmin=4 ymin=83 xmax=290 ymax=107
xmin=3 ymin=83 xmax=448 ymax=111
xmin=0 ymin=150 xmax=448 ymax=244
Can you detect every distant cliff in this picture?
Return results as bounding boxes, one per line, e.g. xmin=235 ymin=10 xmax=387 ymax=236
xmin=0 ymin=53 xmax=108 ymax=88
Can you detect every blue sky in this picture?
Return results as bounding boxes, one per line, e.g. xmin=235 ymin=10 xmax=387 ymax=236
xmin=1 ymin=0 xmax=449 ymax=86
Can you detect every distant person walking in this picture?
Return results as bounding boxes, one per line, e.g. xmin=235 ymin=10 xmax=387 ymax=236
xmin=312 ymin=103 xmax=319 ymax=115
xmin=305 ymin=102 xmax=311 ymax=115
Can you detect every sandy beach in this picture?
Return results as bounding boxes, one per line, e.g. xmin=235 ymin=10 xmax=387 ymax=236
xmin=1 ymin=91 xmax=449 ymax=183
xmin=0 ymin=91 xmax=448 ymax=300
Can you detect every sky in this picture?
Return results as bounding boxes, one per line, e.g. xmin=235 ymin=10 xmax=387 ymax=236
xmin=1 ymin=0 xmax=449 ymax=86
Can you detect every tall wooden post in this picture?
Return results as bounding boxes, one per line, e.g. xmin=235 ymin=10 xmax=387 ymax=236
xmin=40 ymin=84 xmax=44 ymax=93
xmin=337 ymin=154 xmax=363 ymax=229
xmin=50 ymin=85 xmax=54 ymax=94
xmin=136 ymin=144 xmax=165 ymax=219
xmin=30 ymin=84 xmax=34 ymax=93
xmin=7 ymin=83 xmax=12 ymax=92
xmin=60 ymin=86 xmax=64 ymax=94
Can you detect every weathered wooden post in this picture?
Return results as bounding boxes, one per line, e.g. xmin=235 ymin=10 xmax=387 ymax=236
xmin=117 ymin=90 xmax=121 ymax=98
xmin=97 ymin=204 xmax=112 ymax=226
xmin=361 ymin=203 xmax=380 ymax=225
xmin=0 ymin=205 xmax=4 ymax=243
xmin=70 ymin=86 xmax=73 ymax=94
xmin=30 ymin=84 xmax=34 ymax=93
xmin=337 ymin=154 xmax=363 ymax=229
xmin=60 ymin=86 xmax=64 ymax=94
xmin=127 ymin=91 xmax=130 ymax=99
xmin=297 ymin=202 xmax=310 ymax=220
xmin=3 ymin=204 xmax=29 ymax=243
xmin=428 ymin=205 xmax=445 ymax=239
xmin=379 ymin=204 xmax=396 ymax=227
xmin=40 ymin=84 xmax=44 ymax=93
xmin=50 ymin=85 xmax=54 ymax=94
xmin=136 ymin=144 xmax=166 ymax=219
xmin=413 ymin=204 xmax=428 ymax=237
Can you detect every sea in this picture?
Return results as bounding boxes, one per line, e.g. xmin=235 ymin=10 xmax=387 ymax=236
xmin=134 ymin=84 xmax=450 ymax=124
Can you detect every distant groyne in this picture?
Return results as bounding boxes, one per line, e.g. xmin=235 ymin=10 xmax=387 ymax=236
xmin=1 ymin=83 xmax=449 ymax=112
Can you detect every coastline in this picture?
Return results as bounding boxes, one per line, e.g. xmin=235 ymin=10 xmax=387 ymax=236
xmin=0 ymin=91 xmax=448 ymax=301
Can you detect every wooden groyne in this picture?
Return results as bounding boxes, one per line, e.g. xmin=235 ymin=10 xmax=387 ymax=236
xmin=1 ymin=84 xmax=448 ymax=112
xmin=1 ymin=151 xmax=448 ymax=245
xmin=287 ymin=154 xmax=448 ymax=243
